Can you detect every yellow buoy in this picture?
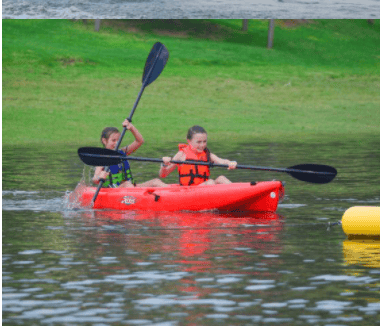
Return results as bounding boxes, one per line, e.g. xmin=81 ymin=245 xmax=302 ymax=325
xmin=342 ymin=206 xmax=380 ymax=239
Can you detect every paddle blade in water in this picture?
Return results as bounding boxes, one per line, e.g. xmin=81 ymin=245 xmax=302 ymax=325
xmin=142 ymin=42 xmax=169 ymax=86
xmin=78 ymin=147 xmax=125 ymax=167
xmin=287 ymin=164 xmax=337 ymax=184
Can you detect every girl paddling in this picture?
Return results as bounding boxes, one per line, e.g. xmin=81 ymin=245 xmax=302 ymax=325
xmin=159 ymin=125 xmax=237 ymax=186
xmin=93 ymin=119 xmax=167 ymax=188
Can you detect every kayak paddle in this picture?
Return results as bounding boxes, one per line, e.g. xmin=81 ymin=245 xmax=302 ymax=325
xmin=91 ymin=42 xmax=169 ymax=204
xmin=78 ymin=147 xmax=337 ymax=185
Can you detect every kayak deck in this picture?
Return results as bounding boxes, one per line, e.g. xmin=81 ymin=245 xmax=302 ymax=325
xmin=78 ymin=181 xmax=285 ymax=213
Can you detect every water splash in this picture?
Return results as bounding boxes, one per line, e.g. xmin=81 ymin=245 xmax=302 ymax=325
xmin=63 ymin=165 xmax=95 ymax=210
xmin=63 ymin=180 xmax=92 ymax=210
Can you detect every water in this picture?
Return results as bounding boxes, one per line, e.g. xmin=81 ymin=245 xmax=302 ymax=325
xmin=2 ymin=0 xmax=380 ymax=18
xmin=2 ymin=140 xmax=380 ymax=325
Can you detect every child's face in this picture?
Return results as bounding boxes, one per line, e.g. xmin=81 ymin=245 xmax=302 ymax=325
xmin=188 ymin=133 xmax=207 ymax=153
xmin=102 ymin=132 xmax=121 ymax=150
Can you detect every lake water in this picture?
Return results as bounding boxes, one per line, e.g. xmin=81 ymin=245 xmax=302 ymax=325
xmin=2 ymin=139 xmax=380 ymax=324
xmin=2 ymin=0 xmax=380 ymax=18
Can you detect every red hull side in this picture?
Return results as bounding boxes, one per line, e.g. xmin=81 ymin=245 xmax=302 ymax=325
xmin=78 ymin=181 xmax=284 ymax=213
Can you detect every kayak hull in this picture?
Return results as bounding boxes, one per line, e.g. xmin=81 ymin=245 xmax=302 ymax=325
xmin=77 ymin=181 xmax=285 ymax=213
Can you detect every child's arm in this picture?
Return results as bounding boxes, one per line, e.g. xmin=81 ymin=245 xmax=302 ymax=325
xmin=210 ymin=153 xmax=237 ymax=170
xmin=120 ymin=120 xmax=144 ymax=155
xmin=159 ymin=151 xmax=184 ymax=178
xmin=93 ymin=166 xmax=109 ymax=184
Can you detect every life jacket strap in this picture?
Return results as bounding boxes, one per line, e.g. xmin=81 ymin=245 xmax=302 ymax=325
xmin=103 ymin=161 xmax=134 ymax=188
xmin=178 ymin=162 xmax=210 ymax=186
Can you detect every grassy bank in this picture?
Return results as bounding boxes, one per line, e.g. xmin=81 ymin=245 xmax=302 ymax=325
xmin=2 ymin=19 xmax=380 ymax=148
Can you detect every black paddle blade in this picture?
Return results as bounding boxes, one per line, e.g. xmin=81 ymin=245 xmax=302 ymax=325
xmin=287 ymin=164 xmax=337 ymax=184
xmin=142 ymin=42 xmax=169 ymax=87
xmin=78 ymin=147 xmax=125 ymax=167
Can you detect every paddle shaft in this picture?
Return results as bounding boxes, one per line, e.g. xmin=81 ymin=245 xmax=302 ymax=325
xmin=114 ymin=45 xmax=164 ymax=152
xmin=114 ymin=85 xmax=146 ymax=151
xmin=92 ymin=45 xmax=164 ymax=204
xmin=125 ymin=156 xmax=335 ymax=176
xmin=85 ymin=153 xmax=335 ymax=176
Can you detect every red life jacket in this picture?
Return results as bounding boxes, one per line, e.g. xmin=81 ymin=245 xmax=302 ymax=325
xmin=178 ymin=143 xmax=211 ymax=186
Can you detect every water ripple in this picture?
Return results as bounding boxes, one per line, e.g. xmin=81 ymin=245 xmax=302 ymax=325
xmin=135 ymin=297 xmax=236 ymax=306
xmin=310 ymin=274 xmax=377 ymax=283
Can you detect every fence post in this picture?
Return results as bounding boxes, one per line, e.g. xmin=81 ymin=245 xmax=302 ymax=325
xmin=242 ymin=19 xmax=249 ymax=31
xmin=267 ymin=19 xmax=275 ymax=49
xmin=95 ymin=19 xmax=101 ymax=32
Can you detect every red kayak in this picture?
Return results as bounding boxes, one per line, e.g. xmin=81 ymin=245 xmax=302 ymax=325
xmin=76 ymin=181 xmax=285 ymax=213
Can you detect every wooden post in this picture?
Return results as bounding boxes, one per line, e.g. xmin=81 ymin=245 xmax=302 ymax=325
xmin=242 ymin=19 xmax=249 ymax=31
xmin=267 ymin=19 xmax=275 ymax=49
xmin=95 ymin=19 xmax=101 ymax=32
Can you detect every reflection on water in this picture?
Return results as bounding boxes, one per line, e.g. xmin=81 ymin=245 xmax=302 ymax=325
xmin=2 ymin=139 xmax=380 ymax=324
xmin=79 ymin=210 xmax=283 ymax=272
xmin=343 ymin=239 xmax=380 ymax=268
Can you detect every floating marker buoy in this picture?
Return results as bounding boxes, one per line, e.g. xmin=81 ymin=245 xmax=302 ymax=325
xmin=341 ymin=206 xmax=380 ymax=239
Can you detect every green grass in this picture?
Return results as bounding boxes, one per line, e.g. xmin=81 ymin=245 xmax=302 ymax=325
xmin=2 ymin=19 xmax=380 ymax=148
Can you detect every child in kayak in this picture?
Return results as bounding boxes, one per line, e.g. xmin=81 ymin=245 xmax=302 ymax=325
xmin=93 ymin=119 xmax=167 ymax=188
xmin=159 ymin=125 xmax=237 ymax=186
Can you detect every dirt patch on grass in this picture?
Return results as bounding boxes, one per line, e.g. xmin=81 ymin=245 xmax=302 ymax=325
xmin=277 ymin=19 xmax=315 ymax=28
xmin=58 ymin=57 xmax=96 ymax=66
xmin=91 ymin=19 xmax=236 ymax=40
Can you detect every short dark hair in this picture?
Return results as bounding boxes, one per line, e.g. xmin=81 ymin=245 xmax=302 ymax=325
xmin=187 ymin=125 xmax=207 ymax=140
